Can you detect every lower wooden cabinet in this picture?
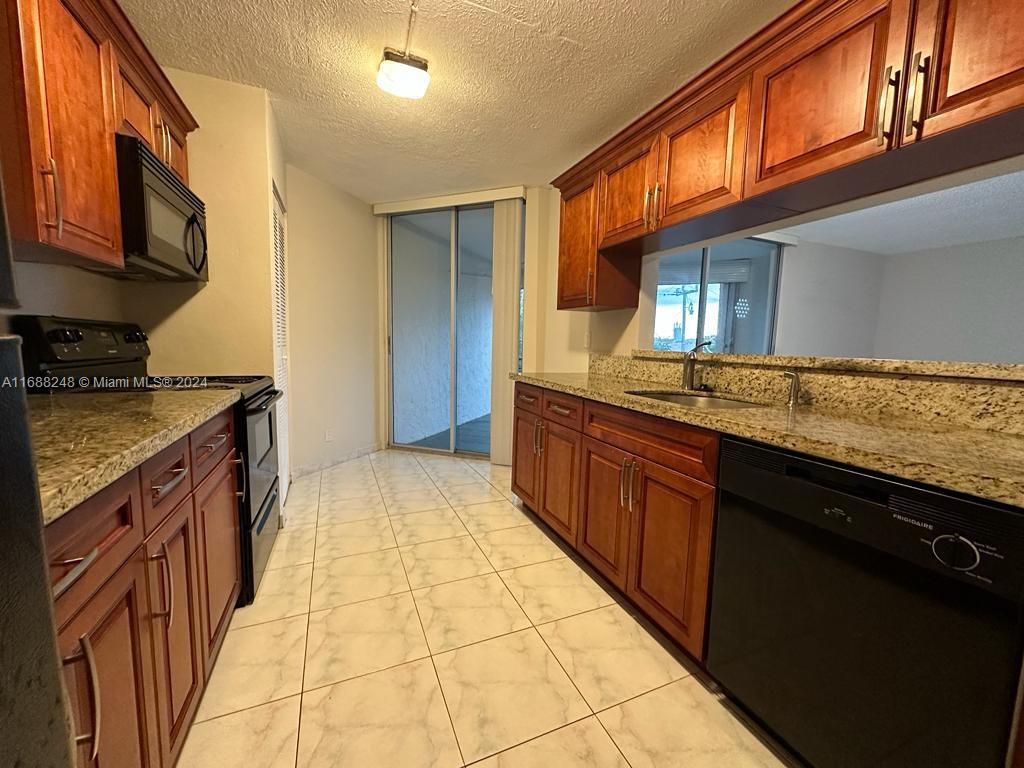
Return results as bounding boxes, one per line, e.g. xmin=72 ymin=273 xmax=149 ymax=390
xmin=146 ymin=495 xmax=205 ymax=767
xmin=195 ymin=449 xmax=242 ymax=670
xmin=626 ymin=459 xmax=716 ymax=658
xmin=511 ymin=407 xmax=542 ymax=509
xmin=536 ymin=420 xmax=581 ymax=544
xmin=577 ymin=437 xmax=634 ymax=590
xmin=59 ymin=547 xmax=160 ymax=768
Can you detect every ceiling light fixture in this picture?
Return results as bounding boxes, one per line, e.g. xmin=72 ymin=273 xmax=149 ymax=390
xmin=377 ymin=1 xmax=430 ymax=99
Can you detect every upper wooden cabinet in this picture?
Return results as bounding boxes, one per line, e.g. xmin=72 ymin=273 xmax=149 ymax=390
xmin=556 ymin=177 xmax=598 ymax=309
xmin=745 ymin=0 xmax=912 ymax=196
xmin=596 ymin=135 xmax=659 ymax=249
xmin=0 ymin=0 xmax=197 ymax=267
xmin=656 ymin=76 xmax=751 ymax=228
xmin=903 ymin=0 xmax=1024 ymax=142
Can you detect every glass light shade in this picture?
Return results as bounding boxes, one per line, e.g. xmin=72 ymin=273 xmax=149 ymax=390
xmin=377 ymin=55 xmax=430 ymax=99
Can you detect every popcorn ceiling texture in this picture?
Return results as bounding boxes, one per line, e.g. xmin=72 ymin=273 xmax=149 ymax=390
xmin=118 ymin=0 xmax=795 ymax=203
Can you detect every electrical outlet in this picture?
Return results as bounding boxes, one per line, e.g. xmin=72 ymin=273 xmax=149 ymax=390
xmin=325 ymin=429 xmax=334 ymax=442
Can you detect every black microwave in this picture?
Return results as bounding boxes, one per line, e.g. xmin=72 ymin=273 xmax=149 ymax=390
xmin=115 ymin=134 xmax=208 ymax=281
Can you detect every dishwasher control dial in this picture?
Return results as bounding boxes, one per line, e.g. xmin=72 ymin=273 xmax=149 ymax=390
xmin=931 ymin=534 xmax=981 ymax=571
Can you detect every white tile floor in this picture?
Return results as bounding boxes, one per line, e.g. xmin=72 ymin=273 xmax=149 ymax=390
xmin=177 ymin=449 xmax=788 ymax=768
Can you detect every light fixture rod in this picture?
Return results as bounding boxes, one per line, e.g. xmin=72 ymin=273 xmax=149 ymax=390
xmin=403 ymin=1 xmax=419 ymax=56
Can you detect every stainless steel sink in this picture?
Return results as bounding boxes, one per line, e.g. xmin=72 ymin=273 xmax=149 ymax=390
xmin=624 ymin=390 xmax=762 ymax=410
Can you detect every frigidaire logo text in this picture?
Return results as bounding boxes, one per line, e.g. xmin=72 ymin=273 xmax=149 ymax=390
xmin=892 ymin=512 xmax=934 ymax=531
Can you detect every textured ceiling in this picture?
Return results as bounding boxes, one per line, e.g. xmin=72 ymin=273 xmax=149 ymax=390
xmin=119 ymin=0 xmax=795 ymax=203
xmin=780 ymin=170 xmax=1024 ymax=255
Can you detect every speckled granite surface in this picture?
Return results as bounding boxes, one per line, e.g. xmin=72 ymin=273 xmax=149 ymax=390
xmin=29 ymin=388 xmax=240 ymax=525
xmin=513 ymin=371 xmax=1024 ymax=508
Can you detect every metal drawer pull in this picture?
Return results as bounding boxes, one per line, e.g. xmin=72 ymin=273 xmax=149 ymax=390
xmin=518 ymin=393 xmax=537 ymax=404
xmin=619 ymin=458 xmax=629 ymax=507
xmin=64 ymin=634 xmax=101 ymax=761
xmin=152 ymin=466 xmax=188 ymax=502
xmin=232 ymin=453 xmax=247 ymax=499
xmin=149 ymin=541 xmax=174 ymax=628
xmin=52 ymin=547 xmax=100 ymax=600
xmin=537 ymin=422 xmax=545 ymax=454
xmin=200 ymin=433 xmax=229 ymax=456
xmin=548 ymin=403 xmax=572 ymax=417
xmin=40 ymin=157 xmax=64 ymax=238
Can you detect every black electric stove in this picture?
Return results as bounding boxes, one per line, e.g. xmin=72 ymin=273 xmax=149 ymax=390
xmin=13 ymin=314 xmax=282 ymax=605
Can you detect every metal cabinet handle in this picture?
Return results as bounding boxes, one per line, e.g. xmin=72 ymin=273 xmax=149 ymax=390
xmin=232 ymin=453 xmax=247 ymax=499
xmin=532 ymin=420 xmax=541 ymax=455
xmin=642 ymin=186 xmax=652 ymax=230
xmin=586 ymin=269 xmax=593 ymax=304
xmin=627 ymin=460 xmax=638 ymax=512
xmin=537 ymin=422 xmax=545 ymax=454
xmin=650 ymin=183 xmax=661 ymax=229
xmin=149 ymin=541 xmax=174 ymax=629
xmin=52 ymin=547 xmax=100 ymax=600
xmin=517 ymin=393 xmax=537 ymax=405
xmin=876 ymin=65 xmax=900 ymax=147
xmin=548 ymin=403 xmax=572 ymax=417
xmin=64 ymin=635 xmax=101 ymax=761
xmin=152 ymin=466 xmax=188 ymax=502
xmin=619 ymin=458 xmax=629 ymax=508
xmin=904 ymin=52 xmax=930 ymax=139
xmin=200 ymin=433 xmax=229 ymax=456
xmin=41 ymin=157 xmax=64 ymax=238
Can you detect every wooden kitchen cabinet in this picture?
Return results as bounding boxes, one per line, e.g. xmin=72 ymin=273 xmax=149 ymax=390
xmin=626 ymin=459 xmax=716 ymax=658
xmin=656 ymin=76 xmax=751 ymax=227
xmin=146 ymin=495 xmax=205 ymax=768
xmin=511 ymin=407 xmax=542 ymax=509
xmin=596 ymin=135 xmax=659 ymax=249
xmin=116 ymin=58 xmax=159 ymax=150
xmin=194 ymin=449 xmax=243 ymax=670
xmin=536 ymin=420 xmax=582 ymax=545
xmin=59 ymin=547 xmax=160 ymax=768
xmin=556 ymin=177 xmax=598 ymax=309
xmin=577 ymin=436 xmax=634 ymax=590
xmin=903 ymin=0 xmax=1024 ymax=142
xmin=745 ymin=0 xmax=912 ymax=197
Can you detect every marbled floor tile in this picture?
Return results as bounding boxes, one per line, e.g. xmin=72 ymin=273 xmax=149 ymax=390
xmin=429 ymin=467 xmax=486 ymax=488
xmin=315 ymin=494 xmax=388 ymax=525
xmin=303 ymin=593 xmax=429 ymax=690
xmin=390 ymin=507 xmax=471 ymax=546
xmin=400 ymin=535 xmax=495 ymax=589
xmin=598 ymin=676 xmax=785 ymax=768
xmin=314 ymin=517 xmax=396 ymax=561
xmin=297 ymin=659 xmax=462 ymax=768
xmin=434 ymin=629 xmax=590 ymax=763
xmin=440 ymin=481 xmax=509 ymax=507
xmin=196 ymin=615 xmax=306 ymax=721
xmin=413 ymin=574 xmax=530 ymax=653
xmin=309 ymin=549 xmax=409 ymax=611
xmin=370 ymin=452 xmax=425 ymax=473
xmin=475 ymin=524 xmax=566 ymax=571
xmin=376 ymin=474 xmax=439 ymax=495
xmin=230 ymin=563 xmax=312 ymax=629
xmin=383 ymin=488 xmax=451 ymax=515
xmin=470 ymin=717 xmax=629 ymax=768
xmin=498 ymin=558 xmax=614 ymax=624
xmin=538 ymin=604 xmax=688 ymax=711
xmin=280 ymin=500 xmax=317 ymax=529
xmin=177 ymin=695 xmax=299 ymax=768
xmin=320 ymin=466 xmax=376 ymax=484
xmin=266 ymin=526 xmax=316 ymax=570
xmin=467 ymin=462 xmax=513 ymax=487
xmin=453 ymin=500 xmax=530 ymax=536
xmin=319 ymin=477 xmax=382 ymax=502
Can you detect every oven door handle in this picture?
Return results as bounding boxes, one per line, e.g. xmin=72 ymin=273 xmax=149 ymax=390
xmin=246 ymin=389 xmax=283 ymax=415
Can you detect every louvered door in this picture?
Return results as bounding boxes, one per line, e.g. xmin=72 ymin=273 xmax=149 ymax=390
xmin=272 ymin=191 xmax=290 ymax=498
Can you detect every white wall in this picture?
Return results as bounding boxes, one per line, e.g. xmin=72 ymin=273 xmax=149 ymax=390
xmin=286 ymin=165 xmax=379 ymax=472
xmin=773 ymin=241 xmax=884 ymax=358
xmin=873 ymin=236 xmax=1024 ymax=363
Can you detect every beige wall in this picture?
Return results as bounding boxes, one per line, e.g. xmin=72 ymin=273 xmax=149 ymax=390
xmin=2 ymin=262 xmax=125 ymax=326
xmin=122 ymin=69 xmax=277 ymax=376
xmin=286 ymin=164 xmax=380 ymax=473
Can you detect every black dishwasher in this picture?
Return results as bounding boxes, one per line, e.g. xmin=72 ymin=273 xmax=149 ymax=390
xmin=707 ymin=439 xmax=1024 ymax=768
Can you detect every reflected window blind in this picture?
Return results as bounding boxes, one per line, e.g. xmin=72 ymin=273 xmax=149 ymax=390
xmin=658 ymin=258 xmax=751 ymax=285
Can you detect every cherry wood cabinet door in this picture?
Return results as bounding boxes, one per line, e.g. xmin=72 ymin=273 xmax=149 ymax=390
xmin=164 ymin=117 xmax=189 ymax=183
xmin=657 ymin=76 xmax=751 ymax=228
xmin=115 ymin=59 xmax=158 ymax=149
xmin=34 ymin=0 xmax=123 ymax=265
xmin=511 ymin=407 xmax=541 ymax=509
xmin=195 ymin=450 xmax=242 ymax=671
xmin=537 ymin=420 xmax=581 ymax=544
xmin=596 ymin=136 xmax=659 ymax=249
xmin=58 ymin=548 xmax=159 ymax=768
xmin=557 ymin=177 xmax=598 ymax=309
xmin=577 ymin=437 xmax=633 ymax=589
xmin=146 ymin=496 xmax=205 ymax=768
xmin=626 ymin=459 xmax=716 ymax=659
xmin=745 ymin=0 xmax=912 ymax=197
xmin=903 ymin=0 xmax=1024 ymax=142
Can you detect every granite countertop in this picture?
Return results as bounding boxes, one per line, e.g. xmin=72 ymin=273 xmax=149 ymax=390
xmin=29 ymin=388 xmax=240 ymax=525
xmin=514 ymin=371 xmax=1024 ymax=508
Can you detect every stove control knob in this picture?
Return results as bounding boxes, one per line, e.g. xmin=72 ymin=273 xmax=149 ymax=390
xmin=931 ymin=534 xmax=981 ymax=571
xmin=124 ymin=330 xmax=148 ymax=344
xmin=70 ymin=328 xmax=84 ymax=342
xmin=47 ymin=328 xmax=77 ymax=343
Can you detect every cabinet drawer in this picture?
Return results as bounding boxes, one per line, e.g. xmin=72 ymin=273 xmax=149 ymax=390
xmin=45 ymin=470 xmax=145 ymax=630
xmin=190 ymin=409 xmax=235 ymax=487
xmin=541 ymin=390 xmax=583 ymax=431
xmin=141 ymin=436 xmax=192 ymax=534
xmin=515 ymin=383 xmax=543 ymax=415
xmin=583 ymin=401 xmax=719 ymax=484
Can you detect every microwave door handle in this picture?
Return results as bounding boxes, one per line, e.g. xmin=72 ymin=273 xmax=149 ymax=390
xmin=182 ymin=214 xmax=197 ymax=271
xmin=193 ymin=217 xmax=208 ymax=273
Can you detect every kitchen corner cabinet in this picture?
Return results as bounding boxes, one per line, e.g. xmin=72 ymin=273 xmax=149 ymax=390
xmin=0 ymin=0 xmax=197 ymax=267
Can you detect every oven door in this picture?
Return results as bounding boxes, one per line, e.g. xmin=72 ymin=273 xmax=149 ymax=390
xmin=245 ymin=388 xmax=282 ymax=513
xmin=250 ymin=479 xmax=280 ymax=597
